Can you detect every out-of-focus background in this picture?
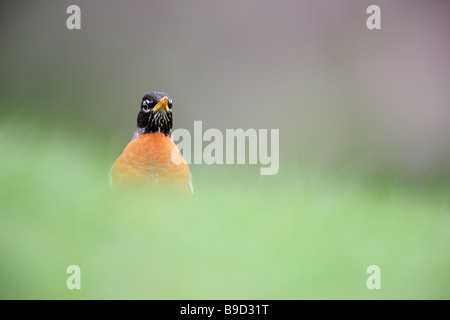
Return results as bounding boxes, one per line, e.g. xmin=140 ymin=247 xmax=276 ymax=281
xmin=1 ymin=0 xmax=449 ymax=299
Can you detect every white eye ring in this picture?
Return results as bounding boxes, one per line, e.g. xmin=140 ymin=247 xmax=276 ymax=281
xmin=142 ymin=100 xmax=152 ymax=112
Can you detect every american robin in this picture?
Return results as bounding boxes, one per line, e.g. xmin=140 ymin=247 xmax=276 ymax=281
xmin=110 ymin=92 xmax=193 ymax=194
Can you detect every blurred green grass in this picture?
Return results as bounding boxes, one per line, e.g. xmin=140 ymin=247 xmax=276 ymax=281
xmin=0 ymin=113 xmax=449 ymax=300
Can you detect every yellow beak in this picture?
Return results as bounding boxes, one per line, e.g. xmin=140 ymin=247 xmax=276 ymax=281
xmin=152 ymin=96 xmax=169 ymax=113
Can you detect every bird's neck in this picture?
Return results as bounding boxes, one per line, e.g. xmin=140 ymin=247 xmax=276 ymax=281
xmin=132 ymin=127 xmax=172 ymax=140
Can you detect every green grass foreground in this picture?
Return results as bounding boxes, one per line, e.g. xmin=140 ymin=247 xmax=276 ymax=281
xmin=0 ymin=116 xmax=449 ymax=299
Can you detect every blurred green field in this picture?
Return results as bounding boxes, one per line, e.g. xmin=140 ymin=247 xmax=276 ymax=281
xmin=0 ymin=114 xmax=449 ymax=300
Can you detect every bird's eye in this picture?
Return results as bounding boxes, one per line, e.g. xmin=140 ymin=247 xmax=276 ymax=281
xmin=168 ymin=99 xmax=173 ymax=109
xmin=142 ymin=100 xmax=152 ymax=111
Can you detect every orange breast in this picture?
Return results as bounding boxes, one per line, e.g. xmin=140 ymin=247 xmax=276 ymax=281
xmin=110 ymin=133 xmax=192 ymax=193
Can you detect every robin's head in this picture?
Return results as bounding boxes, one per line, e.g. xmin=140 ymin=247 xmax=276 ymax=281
xmin=136 ymin=92 xmax=173 ymax=136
